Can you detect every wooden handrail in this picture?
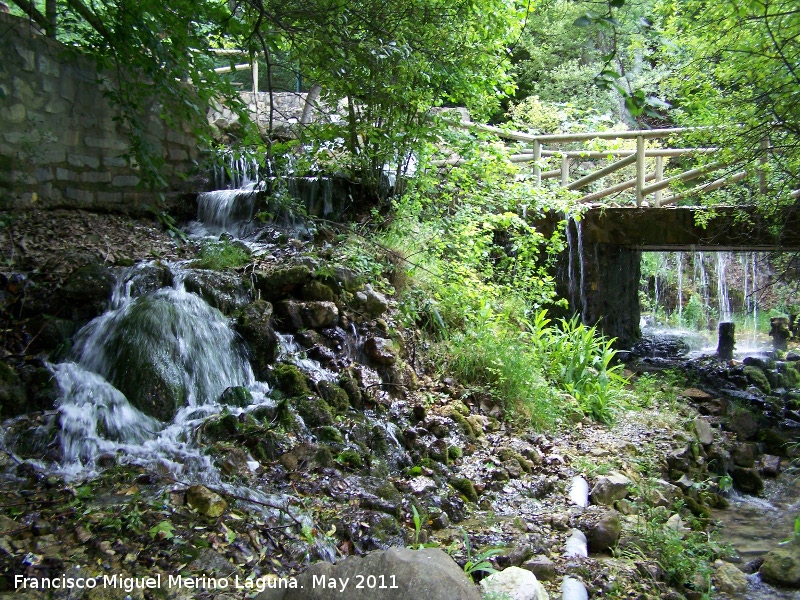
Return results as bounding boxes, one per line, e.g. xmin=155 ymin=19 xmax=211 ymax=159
xmin=465 ymin=122 xmax=705 ymax=143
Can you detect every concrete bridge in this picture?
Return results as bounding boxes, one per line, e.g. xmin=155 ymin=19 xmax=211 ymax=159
xmin=543 ymin=206 xmax=800 ymax=347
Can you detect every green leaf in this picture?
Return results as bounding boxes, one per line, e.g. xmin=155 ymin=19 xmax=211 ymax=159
xmin=609 ymin=0 xmax=625 ymax=7
xmin=148 ymin=520 xmax=176 ymax=540
xmin=573 ymin=14 xmax=594 ymax=27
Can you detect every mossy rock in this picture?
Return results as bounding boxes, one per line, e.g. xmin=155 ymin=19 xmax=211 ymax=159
xmin=375 ymin=481 xmax=403 ymax=503
xmin=314 ymin=425 xmax=344 ymax=444
xmin=0 ymin=362 xmax=27 ymax=418
xmin=60 ymin=263 xmax=115 ymax=303
xmin=236 ymin=300 xmax=278 ymax=378
xmin=74 ymin=291 xmax=255 ymax=422
xmin=336 ymin=449 xmax=364 ymax=469
xmin=783 ymin=366 xmax=800 ymax=389
xmin=317 ymin=381 xmax=350 ymax=414
xmin=183 ymin=270 xmax=252 ymax=315
xmin=254 ymin=265 xmax=311 ymax=301
xmin=743 ymin=365 xmax=771 ymax=394
xmin=202 ymin=413 xmax=241 ymax=439
xmin=272 ymin=363 xmax=312 ymax=397
xmin=295 ymin=396 xmax=335 ymax=427
xmin=339 ymin=372 xmax=365 ymax=410
xmin=219 ymin=386 xmax=253 ymax=407
xmin=447 ymin=445 xmax=463 ymax=461
xmin=450 ymin=477 xmax=479 ymax=503
xmin=300 ymin=280 xmax=336 ymax=302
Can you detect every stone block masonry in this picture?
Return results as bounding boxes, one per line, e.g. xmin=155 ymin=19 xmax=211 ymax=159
xmin=0 ymin=13 xmax=200 ymax=215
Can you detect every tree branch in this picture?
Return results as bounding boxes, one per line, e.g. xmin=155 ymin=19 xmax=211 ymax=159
xmin=8 ymin=0 xmax=49 ymax=32
xmin=64 ymin=0 xmax=112 ymax=40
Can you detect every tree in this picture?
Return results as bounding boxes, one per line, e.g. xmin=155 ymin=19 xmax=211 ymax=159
xmin=8 ymin=0 xmax=523 ymax=199
xmin=661 ymin=0 xmax=800 ymax=213
xmin=232 ymin=0 xmax=522 ymax=199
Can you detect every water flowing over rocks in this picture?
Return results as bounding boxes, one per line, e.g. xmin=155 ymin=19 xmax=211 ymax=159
xmin=4 ymin=202 xmax=800 ymax=600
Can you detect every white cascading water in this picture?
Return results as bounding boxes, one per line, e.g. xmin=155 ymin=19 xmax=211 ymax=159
xmin=716 ymin=252 xmax=732 ymax=322
xmin=30 ymin=263 xmax=271 ymax=479
xmin=676 ymin=251 xmax=684 ymax=325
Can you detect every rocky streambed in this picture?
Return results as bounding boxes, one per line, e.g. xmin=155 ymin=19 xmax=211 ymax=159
xmin=1 ymin=209 xmax=800 ymax=600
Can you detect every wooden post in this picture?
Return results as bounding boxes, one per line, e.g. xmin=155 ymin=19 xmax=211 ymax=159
xmin=770 ymin=316 xmax=792 ymax=352
xmin=561 ymin=155 xmax=570 ymax=187
xmin=654 ymin=156 xmax=664 ymax=207
xmin=533 ymin=140 xmax=542 ymax=186
xmin=717 ymin=322 xmax=735 ymax=360
xmin=636 ymin=135 xmax=645 ymax=206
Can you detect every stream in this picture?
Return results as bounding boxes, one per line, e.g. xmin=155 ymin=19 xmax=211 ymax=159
xmin=715 ymin=473 xmax=800 ymax=599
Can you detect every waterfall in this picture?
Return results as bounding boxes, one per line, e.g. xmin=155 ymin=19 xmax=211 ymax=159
xmin=6 ymin=264 xmax=271 ymax=478
xmin=751 ymin=253 xmax=759 ymax=346
xmin=576 ymin=219 xmax=588 ymax=320
xmin=676 ymin=252 xmax=684 ymax=325
xmin=716 ymin=252 xmax=732 ymax=322
xmin=696 ymin=251 xmax=710 ymax=328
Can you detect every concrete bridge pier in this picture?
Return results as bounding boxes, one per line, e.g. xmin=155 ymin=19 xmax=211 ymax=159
xmin=557 ymin=218 xmax=641 ymax=348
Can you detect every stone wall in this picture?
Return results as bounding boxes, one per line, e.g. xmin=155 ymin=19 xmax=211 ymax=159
xmin=0 ymin=13 xmax=199 ymax=215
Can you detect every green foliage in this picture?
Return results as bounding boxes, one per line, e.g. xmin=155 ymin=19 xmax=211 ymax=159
xmin=148 ymin=520 xmax=176 ymax=540
xmin=373 ymin=138 xmax=625 ymax=428
xmin=457 ymin=530 xmax=502 ymax=581
xmin=192 ymin=240 xmax=251 ymax=270
xmin=661 ymin=0 xmax=800 ymax=213
xmin=511 ymin=0 xmax=670 ymax=125
xmin=529 ymin=312 xmax=627 ymax=423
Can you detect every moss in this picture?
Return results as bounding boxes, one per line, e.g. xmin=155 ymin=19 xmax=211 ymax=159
xmin=219 ymin=386 xmax=253 ymax=407
xmin=783 ymin=366 xmax=800 ymax=389
xmin=336 ymin=449 xmax=364 ymax=469
xmin=450 ymin=477 xmax=479 ymax=503
xmin=315 ymin=425 xmax=344 ymax=444
xmin=315 ymin=446 xmax=335 ymax=468
xmin=339 ymin=372 xmax=364 ymax=410
xmin=743 ymin=365 xmax=771 ymax=394
xmin=295 ymin=396 xmax=335 ymax=427
xmin=375 ymin=481 xmax=403 ymax=503
xmin=272 ymin=363 xmax=312 ymax=397
xmin=300 ymin=280 xmax=336 ymax=302
xmin=203 ymin=413 xmax=240 ymax=439
xmin=317 ymin=381 xmax=350 ymax=414
xmin=498 ymin=448 xmax=531 ymax=473
xmin=447 ymin=445 xmax=463 ymax=461
xmin=370 ymin=426 xmax=390 ymax=456
xmin=372 ymin=516 xmax=403 ymax=543
xmin=407 ymin=466 xmax=423 ymax=477
xmin=448 ymin=408 xmax=477 ymax=440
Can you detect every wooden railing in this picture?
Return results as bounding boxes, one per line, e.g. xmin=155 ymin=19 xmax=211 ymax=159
xmin=468 ymin=124 xmax=740 ymax=207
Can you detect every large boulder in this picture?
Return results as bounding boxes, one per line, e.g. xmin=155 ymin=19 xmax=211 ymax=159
xmin=183 ymin=270 xmax=252 ymax=315
xmin=74 ymin=289 xmax=253 ymax=421
xmin=760 ymin=542 xmax=800 ymax=587
xmin=254 ymin=547 xmax=481 ymax=600
xmin=479 ymin=566 xmax=549 ymax=600
xmin=236 ymin=300 xmax=279 ymax=378
xmin=590 ymin=472 xmax=631 ymax=506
